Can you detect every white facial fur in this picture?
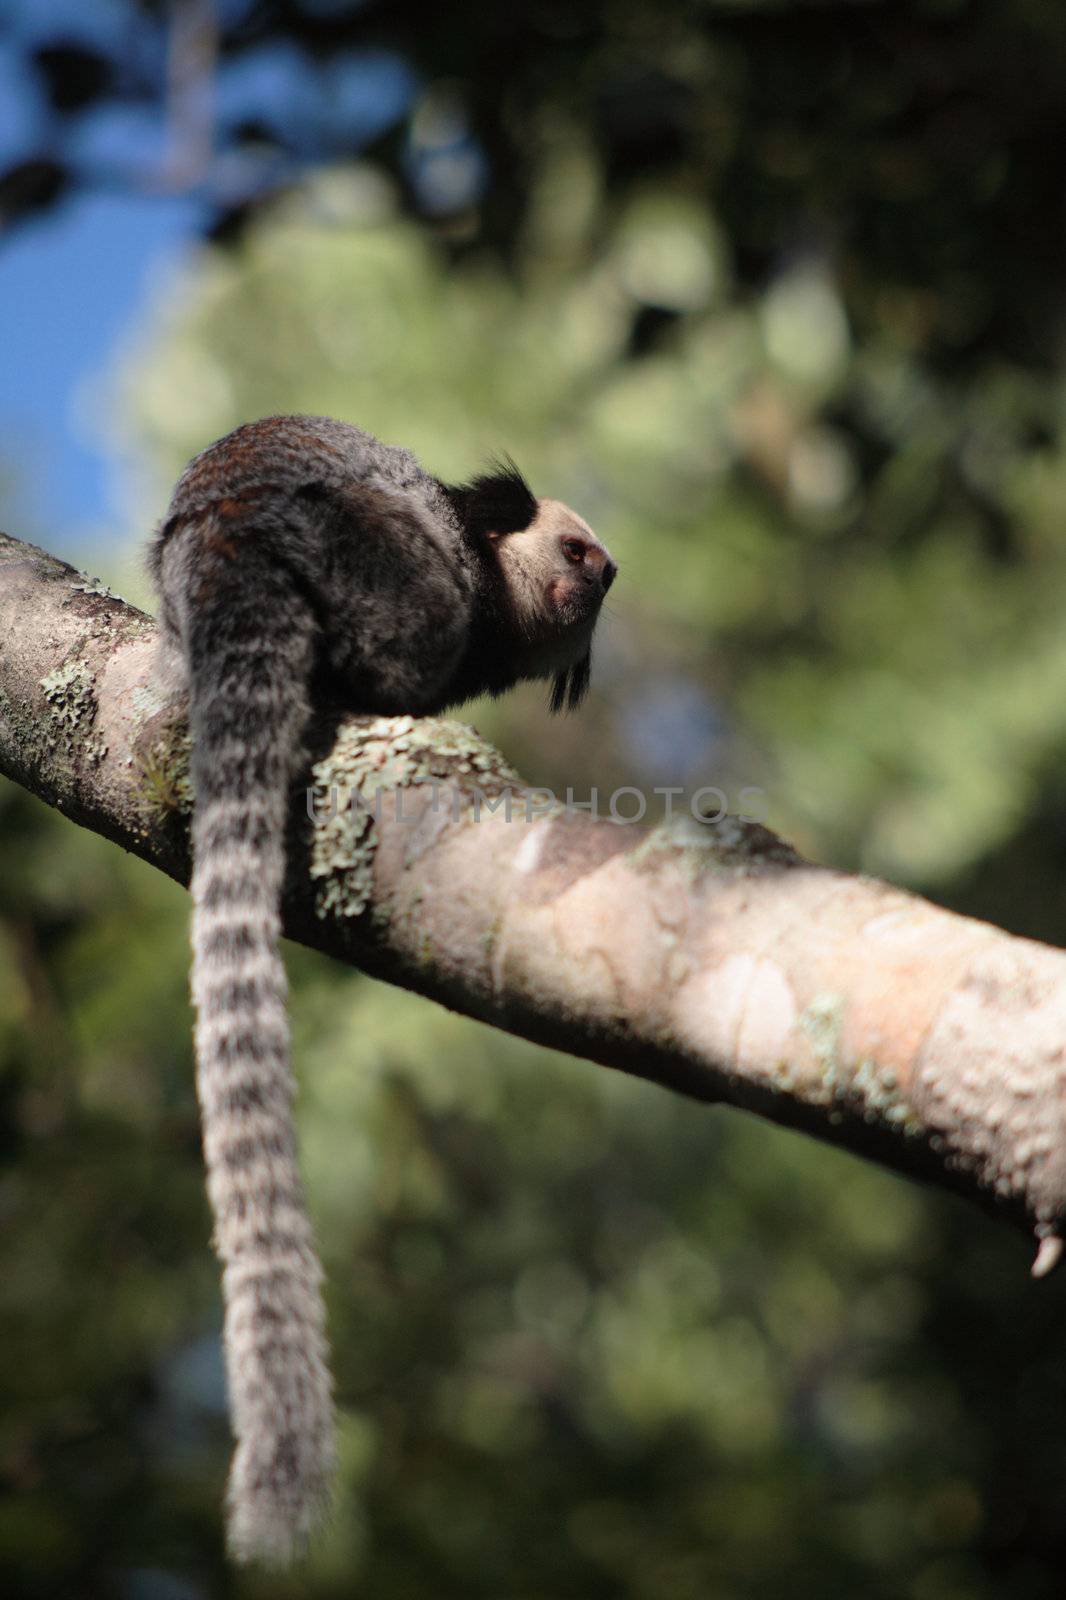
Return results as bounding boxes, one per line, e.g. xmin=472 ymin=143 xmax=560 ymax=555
xmin=494 ymin=498 xmax=613 ymax=678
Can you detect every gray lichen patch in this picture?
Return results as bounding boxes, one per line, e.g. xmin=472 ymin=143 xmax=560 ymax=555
xmin=308 ymin=714 xmax=522 ymax=923
xmin=135 ymin=721 xmax=193 ymax=822
xmin=913 ymin=958 xmax=1066 ymax=1226
xmin=627 ymin=811 xmax=800 ymax=884
xmin=796 ymin=993 xmax=922 ymax=1135
xmin=801 ymin=992 xmax=844 ymax=1089
xmin=850 ymin=1056 xmax=919 ymax=1133
xmin=131 ymin=682 xmax=171 ymax=721
xmin=309 ymin=778 xmax=377 ymax=922
xmin=39 ymin=659 xmax=107 ymax=766
xmin=71 ymin=575 xmax=126 ymax=603
xmin=627 ymin=813 xmax=718 ymax=878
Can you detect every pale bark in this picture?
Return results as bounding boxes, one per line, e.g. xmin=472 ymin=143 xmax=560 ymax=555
xmin=2 ymin=529 xmax=1064 ymax=1273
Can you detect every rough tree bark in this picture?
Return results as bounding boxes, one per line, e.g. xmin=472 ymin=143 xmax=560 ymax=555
xmin=2 ymin=528 xmax=1064 ymax=1276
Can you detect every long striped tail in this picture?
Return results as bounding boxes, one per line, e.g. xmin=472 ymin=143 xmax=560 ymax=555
xmin=185 ymin=547 xmax=333 ymax=1563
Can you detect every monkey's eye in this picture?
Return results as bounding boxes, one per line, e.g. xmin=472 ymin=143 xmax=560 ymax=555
xmin=562 ymin=538 xmax=586 ymax=564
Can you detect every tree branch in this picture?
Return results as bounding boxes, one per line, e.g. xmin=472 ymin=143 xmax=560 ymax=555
xmin=3 ymin=529 xmax=1064 ymax=1275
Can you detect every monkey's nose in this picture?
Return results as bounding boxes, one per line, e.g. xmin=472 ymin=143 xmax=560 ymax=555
xmin=602 ymin=559 xmax=618 ymax=593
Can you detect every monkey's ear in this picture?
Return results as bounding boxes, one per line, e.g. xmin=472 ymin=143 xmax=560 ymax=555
xmin=549 ymin=652 xmax=591 ymax=714
xmin=444 ymin=455 xmax=537 ymax=541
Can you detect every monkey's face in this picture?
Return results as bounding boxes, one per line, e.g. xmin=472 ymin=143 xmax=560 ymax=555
xmin=492 ymin=498 xmax=616 ymax=682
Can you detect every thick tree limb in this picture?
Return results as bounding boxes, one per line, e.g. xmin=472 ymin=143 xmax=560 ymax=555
xmin=2 ymin=529 xmax=1064 ymax=1274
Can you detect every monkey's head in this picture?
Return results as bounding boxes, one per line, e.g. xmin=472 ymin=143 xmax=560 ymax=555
xmin=445 ymin=461 xmax=617 ymax=711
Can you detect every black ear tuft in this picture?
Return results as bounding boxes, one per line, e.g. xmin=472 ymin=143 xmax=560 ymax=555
xmin=549 ymin=652 xmax=591 ymax=714
xmin=444 ymin=455 xmax=537 ymax=542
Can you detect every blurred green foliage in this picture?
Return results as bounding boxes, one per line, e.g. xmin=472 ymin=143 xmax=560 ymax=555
xmin=6 ymin=3 xmax=1066 ymax=1597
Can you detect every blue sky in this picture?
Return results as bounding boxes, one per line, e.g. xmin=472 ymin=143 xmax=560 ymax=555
xmin=0 ymin=192 xmax=202 ymax=548
xmin=0 ymin=2 xmax=195 ymax=547
xmin=0 ymin=4 xmax=415 ymax=554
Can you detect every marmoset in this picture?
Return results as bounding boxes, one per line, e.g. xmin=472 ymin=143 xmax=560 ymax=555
xmin=149 ymin=415 xmax=616 ymax=1564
